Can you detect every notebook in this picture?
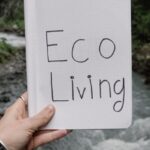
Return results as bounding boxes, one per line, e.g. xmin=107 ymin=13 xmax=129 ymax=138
xmin=24 ymin=0 xmax=132 ymax=129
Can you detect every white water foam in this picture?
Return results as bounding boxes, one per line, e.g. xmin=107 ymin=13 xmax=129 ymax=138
xmin=93 ymin=139 xmax=150 ymax=150
xmin=0 ymin=32 xmax=25 ymax=48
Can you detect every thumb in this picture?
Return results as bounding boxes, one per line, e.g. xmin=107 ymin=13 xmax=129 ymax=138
xmin=27 ymin=105 xmax=55 ymax=131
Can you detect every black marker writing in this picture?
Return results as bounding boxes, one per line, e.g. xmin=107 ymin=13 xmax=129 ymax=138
xmin=77 ymin=87 xmax=86 ymax=99
xmin=46 ymin=30 xmax=116 ymax=63
xmin=70 ymin=76 xmax=75 ymax=100
xmin=99 ymin=80 xmax=112 ymax=98
xmin=99 ymin=38 xmax=116 ymax=59
xmin=50 ymin=72 xmax=69 ymax=102
xmin=46 ymin=30 xmax=68 ymax=62
xmin=88 ymin=75 xmax=93 ymax=99
xmin=49 ymin=73 xmax=126 ymax=112
xmin=72 ymin=39 xmax=89 ymax=63
xmin=46 ymin=30 xmax=126 ymax=113
xmin=113 ymin=78 xmax=125 ymax=112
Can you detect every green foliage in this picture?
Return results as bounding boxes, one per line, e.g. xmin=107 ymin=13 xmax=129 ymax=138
xmin=132 ymin=0 xmax=150 ymax=83
xmin=0 ymin=40 xmax=17 ymax=63
xmin=0 ymin=0 xmax=24 ymax=34
xmin=132 ymin=0 xmax=150 ymax=50
xmin=0 ymin=18 xmax=24 ymax=32
xmin=0 ymin=0 xmax=149 ymax=46
xmin=0 ymin=0 xmax=24 ymax=20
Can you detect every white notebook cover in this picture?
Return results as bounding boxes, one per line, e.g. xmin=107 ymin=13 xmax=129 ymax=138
xmin=24 ymin=0 xmax=132 ymax=129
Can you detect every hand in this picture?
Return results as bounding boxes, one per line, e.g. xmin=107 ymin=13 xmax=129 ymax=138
xmin=0 ymin=92 xmax=69 ymax=150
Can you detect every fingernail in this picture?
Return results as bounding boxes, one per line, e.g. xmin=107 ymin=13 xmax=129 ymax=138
xmin=67 ymin=130 xmax=73 ymax=133
xmin=48 ymin=105 xmax=55 ymax=112
xmin=63 ymin=130 xmax=68 ymax=135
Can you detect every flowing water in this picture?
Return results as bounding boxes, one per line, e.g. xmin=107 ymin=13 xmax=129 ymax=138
xmin=0 ymin=32 xmax=25 ymax=48
xmin=0 ymin=33 xmax=150 ymax=150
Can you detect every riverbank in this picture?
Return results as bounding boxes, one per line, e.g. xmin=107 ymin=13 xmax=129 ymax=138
xmin=0 ymin=47 xmax=26 ymax=115
xmin=0 ymin=32 xmax=26 ymax=115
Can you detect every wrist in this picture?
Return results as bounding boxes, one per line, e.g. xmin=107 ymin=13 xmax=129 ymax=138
xmin=0 ymin=140 xmax=7 ymax=150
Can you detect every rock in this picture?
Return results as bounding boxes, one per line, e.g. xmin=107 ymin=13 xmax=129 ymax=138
xmin=133 ymin=43 xmax=150 ymax=84
xmin=0 ymin=96 xmax=10 ymax=103
xmin=12 ymin=24 xmax=18 ymax=30
xmin=0 ymin=47 xmax=26 ymax=113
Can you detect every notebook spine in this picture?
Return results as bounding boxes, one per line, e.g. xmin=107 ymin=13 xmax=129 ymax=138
xmin=24 ymin=0 xmax=37 ymax=117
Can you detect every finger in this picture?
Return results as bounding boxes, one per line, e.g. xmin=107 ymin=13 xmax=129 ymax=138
xmin=5 ymin=92 xmax=28 ymax=119
xmin=17 ymin=92 xmax=28 ymax=118
xmin=35 ymin=129 xmax=73 ymax=136
xmin=8 ymin=92 xmax=28 ymax=113
xmin=27 ymin=105 xmax=55 ymax=131
xmin=19 ymin=92 xmax=28 ymax=105
xmin=29 ymin=130 xmax=68 ymax=149
xmin=15 ymin=92 xmax=28 ymax=108
xmin=34 ymin=129 xmax=58 ymax=135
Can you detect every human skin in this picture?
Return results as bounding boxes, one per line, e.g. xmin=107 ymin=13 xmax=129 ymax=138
xmin=0 ymin=92 xmax=69 ymax=150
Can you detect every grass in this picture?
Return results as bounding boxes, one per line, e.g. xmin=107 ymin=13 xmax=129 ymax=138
xmin=0 ymin=39 xmax=18 ymax=63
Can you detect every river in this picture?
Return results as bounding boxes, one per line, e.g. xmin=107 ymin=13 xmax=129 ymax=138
xmin=0 ymin=33 xmax=150 ymax=150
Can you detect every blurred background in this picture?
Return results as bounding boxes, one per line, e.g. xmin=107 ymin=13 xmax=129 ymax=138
xmin=0 ymin=0 xmax=150 ymax=150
